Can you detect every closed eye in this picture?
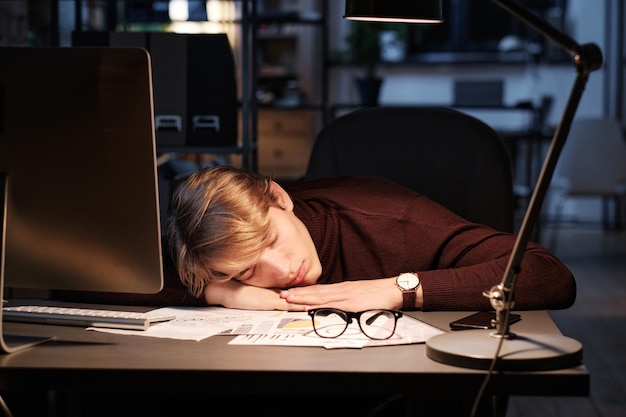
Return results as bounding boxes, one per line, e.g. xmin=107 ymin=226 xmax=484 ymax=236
xmin=235 ymin=266 xmax=256 ymax=282
xmin=235 ymin=233 xmax=277 ymax=282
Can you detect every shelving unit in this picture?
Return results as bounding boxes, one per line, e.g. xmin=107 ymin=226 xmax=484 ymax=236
xmin=247 ymin=0 xmax=328 ymax=181
xmin=70 ymin=0 xmax=328 ymax=181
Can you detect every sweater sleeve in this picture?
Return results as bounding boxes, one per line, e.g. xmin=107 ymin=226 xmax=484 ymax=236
xmin=289 ymin=177 xmax=576 ymax=312
xmin=402 ymin=196 xmax=576 ymax=311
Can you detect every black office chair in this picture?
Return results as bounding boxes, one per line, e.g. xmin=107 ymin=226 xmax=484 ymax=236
xmin=306 ymin=106 xmax=514 ymax=233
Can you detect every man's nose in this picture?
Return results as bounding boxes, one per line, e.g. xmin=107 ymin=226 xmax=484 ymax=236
xmin=259 ymin=247 xmax=289 ymax=276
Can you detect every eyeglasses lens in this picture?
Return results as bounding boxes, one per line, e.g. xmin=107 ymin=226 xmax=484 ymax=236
xmin=312 ymin=309 xmax=349 ymax=338
xmin=360 ymin=310 xmax=397 ymax=340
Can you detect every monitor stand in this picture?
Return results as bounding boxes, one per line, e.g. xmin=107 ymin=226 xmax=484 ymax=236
xmin=1 ymin=174 xmax=55 ymax=353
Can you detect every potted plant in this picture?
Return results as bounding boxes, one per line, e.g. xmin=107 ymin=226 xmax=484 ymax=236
xmin=345 ymin=20 xmax=387 ymax=106
xmin=345 ymin=21 xmax=421 ymax=106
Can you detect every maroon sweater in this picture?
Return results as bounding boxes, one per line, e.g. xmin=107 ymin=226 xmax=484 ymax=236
xmin=285 ymin=176 xmax=576 ymax=311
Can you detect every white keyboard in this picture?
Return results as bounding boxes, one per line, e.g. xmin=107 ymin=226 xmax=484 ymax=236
xmin=2 ymin=305 xmax=176 ymax=331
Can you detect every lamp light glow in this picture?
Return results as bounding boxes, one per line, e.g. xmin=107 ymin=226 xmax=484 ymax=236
xmin=169 ymin=0 xmax=189 ymax=22
xmin=344 ymin=0 xmax=443 ymax=23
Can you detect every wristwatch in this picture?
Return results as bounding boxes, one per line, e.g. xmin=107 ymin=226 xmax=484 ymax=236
xmin=395 ymin=272 xmax=420 ymax=310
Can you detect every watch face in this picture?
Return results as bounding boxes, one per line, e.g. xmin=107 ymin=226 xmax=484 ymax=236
xmin=397 ymin=273 xmax=419 ymax=290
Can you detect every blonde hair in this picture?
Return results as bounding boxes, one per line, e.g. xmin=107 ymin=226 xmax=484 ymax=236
xmin=168 ymin=166 xmax=278 ymax=298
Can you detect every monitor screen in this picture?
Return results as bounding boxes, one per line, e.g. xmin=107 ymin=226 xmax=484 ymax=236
xmin=0 ymin=47 xmax=164 ymax=295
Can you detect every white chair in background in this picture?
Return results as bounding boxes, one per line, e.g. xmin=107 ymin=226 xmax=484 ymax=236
xmin=548 ymin=117 xmax=626 ymax=249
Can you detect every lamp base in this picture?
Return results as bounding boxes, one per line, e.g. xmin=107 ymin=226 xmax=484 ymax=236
xmin=426 ymin=329 xmax=582 ymax=371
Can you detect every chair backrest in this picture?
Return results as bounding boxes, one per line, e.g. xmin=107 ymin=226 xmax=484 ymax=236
xmin=553 ymin=117 xmax=626 ymax=194
xmin=306 ymin=107 xmax=514 ymax=232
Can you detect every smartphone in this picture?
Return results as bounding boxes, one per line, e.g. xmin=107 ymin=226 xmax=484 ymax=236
xmin=449 ymin=311 xmax=521 ymax=331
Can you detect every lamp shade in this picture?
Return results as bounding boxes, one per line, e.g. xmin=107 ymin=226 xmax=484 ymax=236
xmin=344 ymin=0 xmax=443 ymax=23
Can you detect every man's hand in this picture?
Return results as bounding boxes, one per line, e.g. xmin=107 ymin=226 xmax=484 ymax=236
xmin=204 ymin=280 xmax=310 ymax=311
xmin=279 ymin=278 xmax=407 ymax=311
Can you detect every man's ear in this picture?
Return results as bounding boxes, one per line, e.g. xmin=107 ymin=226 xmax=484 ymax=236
xmin=269 ymin=181 xmax=294 ymax=211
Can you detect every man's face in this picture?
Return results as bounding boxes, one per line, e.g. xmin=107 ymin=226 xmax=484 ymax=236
xmin=234 ymin=206 xmax=322 ymax=289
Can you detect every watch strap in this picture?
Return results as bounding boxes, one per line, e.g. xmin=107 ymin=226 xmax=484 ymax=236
xmin=402 ymin=290 xmax=417 ymax=310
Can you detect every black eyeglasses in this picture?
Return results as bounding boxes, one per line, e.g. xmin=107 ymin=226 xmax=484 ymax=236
xmin=307 ymin=308 xmax=403 ymax=340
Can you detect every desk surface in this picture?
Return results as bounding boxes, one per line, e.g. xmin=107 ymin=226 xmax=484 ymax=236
xmin=0 ymin=309 xmax=588 ymax=398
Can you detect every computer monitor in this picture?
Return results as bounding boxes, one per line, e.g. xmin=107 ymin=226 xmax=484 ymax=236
xmin=0 ymin=47 xmax=164 ymax=351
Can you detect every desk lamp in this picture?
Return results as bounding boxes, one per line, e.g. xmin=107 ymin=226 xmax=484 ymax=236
xmin=345 ymin=0 xmax=602 ymax=371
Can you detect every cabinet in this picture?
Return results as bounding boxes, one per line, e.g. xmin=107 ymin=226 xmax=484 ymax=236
xmin=257 ymin=109 xmax=315 ymax=179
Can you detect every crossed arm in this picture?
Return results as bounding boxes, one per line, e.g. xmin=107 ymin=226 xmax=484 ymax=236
xmin=203 ymin=238 xmax=575 ymax=312
xmin=204 ymin=277 xmax=413 ymax=312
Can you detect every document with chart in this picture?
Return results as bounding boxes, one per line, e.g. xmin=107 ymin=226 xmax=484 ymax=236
xmin=89 ymin=306 xmax=444 ymax=348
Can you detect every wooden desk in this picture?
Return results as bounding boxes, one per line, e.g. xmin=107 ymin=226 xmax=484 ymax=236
xmin=0 ymin=310 xmax=588 ymax=398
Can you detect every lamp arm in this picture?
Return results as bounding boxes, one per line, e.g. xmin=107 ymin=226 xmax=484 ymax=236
xmin=494 ymin=0 xmax=580 ymax=55
xmin=486 ymin=0 xmax=603 ymax=336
